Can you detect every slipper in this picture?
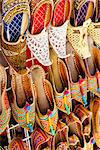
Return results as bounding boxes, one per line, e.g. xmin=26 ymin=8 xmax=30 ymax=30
xmin=49 ymin=0 xmax=71 ymax=58
xmin=67 ymin=19 xmax=91 ymax=59
xmin=48 ymin=49 xmax=71 ymax=115
xmin=30 ymin=65 xmax=58 ymax=135
xmin=65 ymin=43 xmax=88 ymax=106
xmin=90 ymin=98 xmax=100 ymax=148
xmin=61 ymin=112 xmax=85 ymax=149
xmin=87 ymin=20 xmax=100 ymax=49
xmin=74 ymin=0 xmax=96 ymax=26
xmin=26 ymin=0 xmax=53 ymax=67
xmin=74 ymin=104 xmax=92 ymax=146
xmin=2 ymin=0 xmax=30 ymax=42
xmin=0 ymin=64 xmax=10 ymax=135
xmin=52 ymin=120 xmax=69 ymax=150
xmin=8 ymin=137 xmax=29 ymax=150
xmin=31 ymin=126 xmax=52 ymax=150
xmin=1 ymin=34 xmax=27 ymax=72
xmin=11 ymin=69 xmax=35 ymax=132
xmin=83 ymin=45 xmax=100 ymax=96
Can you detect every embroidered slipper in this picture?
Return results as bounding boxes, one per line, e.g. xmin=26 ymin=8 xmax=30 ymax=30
xmin=30 ymin=65 xmax=58 ymax=135
xmin=52 ymin=120 xmax=69 ymax=150
xmin=87 ymin=20 xmax=100 ymax=49
xmin=67 ymin=19 xmax=91 ymax=59
xmin=74 ymin=0 xmax=96 ymax=26
xmin=11 ymin=69 xmax=35 ymax=132
xmin=31 ymin=126 xmax=52 ymax=150
xmin=1 ymin=34 xmax=27 ymax=73
xmin=61 ymin=112 xmax=85 ymax=149
xmin=65 ymin=43 xmax=88 ymax=106
xmin=2 ymin=0 xmax=30 ymax=42
xmin=74 ymin=104 xmax=92 ymax=145
xmin=48 ymin=49 xmax=71 ymax=115
xmin=0 ymin=64 xmax=10 ymax=135
xmin=8 ymin=137 xmax=29 ymax=150
xmin=49 ymin=0 xmax=71 ymax=58
xmin=83 ymin=45 xmax=100 ymax=96
xmin=26 ymin=0 xmax=53 ymax=67
xmin=90 ymin=98 xmax=100 ymax=148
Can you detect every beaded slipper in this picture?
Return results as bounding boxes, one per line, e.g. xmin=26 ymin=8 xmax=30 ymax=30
xmin=1 ymin=34 xmax=27 ymax=72
xmin=65 ymin=44 xmax=88 ymax=106
xmin=52 ymin=120 xmax=69 ymax=150
xmin=74 ymin=0 xmax=96 ymax=26
xmin=30 ymin=65 xmax=58 ymax=135
xmin=31 ymin=126 xmax=52 ymax=150
xmin=49 ymin=0 xmax=71 ymax=58
xmin=25 ymin=0 xmax=53 ymax=67
xmin=48 ymin=49 xmax=71 ymax=115
xmin=2 ymin=0 xmax=30 ymax=42
xmin=0 ymin=64 xmax=10 ymax=135
xmin=83 ymin=46 xmax=100 ymax=96
xmin=11 ymin=69 xmax=35 ymax=132
xmin=8 ymin=137 xmax=29 ymax=150
xmin=74 ymin=104 xmax=92 ymax=145
xmin=90 ymin=98 xmax=100 ymax=148
xmin=61 ymin=112 xmax=85 ymax=149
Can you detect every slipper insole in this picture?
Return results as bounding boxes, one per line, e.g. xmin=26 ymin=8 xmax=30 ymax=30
xmin=31 ymin=68 xmax=49 ymax=115
xmin=92 ymin=48 xmax=100 ymax=71
xmin=0 ymin=82 xmax=2 ymax=114
xmin=50 ymin=50 xmax=63 ymax=93
xmin=86 ymin=56 xmax=96 ymax=76
xmin=66 ymin=43 xmax=79 ymax=82
xmin=85 ymin=2 xmax=94 ymax=20
xmin=52 ymin=0 xmax=70 ymax=26
xmin=15 ymin=75 xmax=26 ymax=108
xmin=31 ymin=3 xmax=52 ymax=34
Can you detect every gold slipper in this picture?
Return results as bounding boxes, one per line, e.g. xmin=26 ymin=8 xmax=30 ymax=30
xmin=48 ymin=49 xmax=71 ymax=115
xmin=30 ymin=65 xmax=58 ymax=135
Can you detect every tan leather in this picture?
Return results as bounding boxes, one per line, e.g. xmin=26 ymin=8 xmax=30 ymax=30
xmin=49 ymin=49 xmax=63 ymax=93
xmin=90 ymin=98 xmax=100 ymax=148
xmin=49 ymin=48 xmax=71 ymax=114
xmin=61 ymin=112 xmax=85 ymax=149
xmin=74 ymin=104 xmax=92 ymax=136
xmin=52 ymin=121 xmax=69 ymax=150
xmin=85 ymin=1 xmax=94 ymax=20
xmin=31 ymin=65 xmax=58 ymax=135
xmin=11 ymin=69 xmax=35 ymax=130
